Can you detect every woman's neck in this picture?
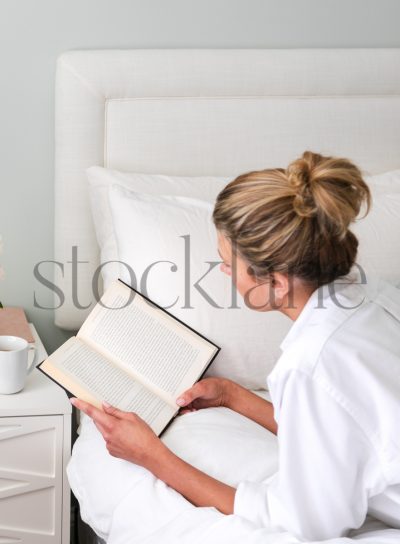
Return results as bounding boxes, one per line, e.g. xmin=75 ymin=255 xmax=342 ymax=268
xmin=280 ymin=281 xmax=317 ymax=321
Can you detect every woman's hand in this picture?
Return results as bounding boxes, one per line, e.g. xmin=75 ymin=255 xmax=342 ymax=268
xmin=176 ymin=377 xmax=233 ymax=414
xmin=177 ymin=379 xmax=278 ymax=434
xmin=70 ymin=398 xmax=165 ymax=468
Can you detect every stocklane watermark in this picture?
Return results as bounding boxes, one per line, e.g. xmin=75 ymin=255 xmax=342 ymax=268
xmin=33 ymin=242 xmax=368 ymax=312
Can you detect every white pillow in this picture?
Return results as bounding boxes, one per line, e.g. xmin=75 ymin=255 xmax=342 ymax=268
xmin=355 ymin=171 xmax=400 ymax=287
xmin=365 ymin=169 xmax=400 ymax=194
xmin=353 ymin=192 xmax=400 ymax=287
xmin=108 ymin=184 xmax=291 ymax=389
xmin=161 ymin=399 xmax=279 ymax=487
xmin=87 ymin=166 xmax=230 ymax=289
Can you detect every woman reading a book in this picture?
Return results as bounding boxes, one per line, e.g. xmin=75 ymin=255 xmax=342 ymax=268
xmin=71 ymin=151 xmax=400 ymax=542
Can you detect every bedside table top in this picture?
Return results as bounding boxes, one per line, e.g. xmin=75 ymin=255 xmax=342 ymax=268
xmin=0 ymin=324 xmax=72 ymax=416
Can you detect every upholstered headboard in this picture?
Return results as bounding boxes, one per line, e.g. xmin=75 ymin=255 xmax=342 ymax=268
xmin=54 ymin=48 xmax=400 ymax=330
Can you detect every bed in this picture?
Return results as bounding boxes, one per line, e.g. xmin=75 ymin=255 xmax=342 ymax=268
xmin=54 ymin=49 xmax=400 ymax=543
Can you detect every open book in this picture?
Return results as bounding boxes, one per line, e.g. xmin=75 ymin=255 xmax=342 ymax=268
xmin=38 ymin=279 xmax=220 ymax=436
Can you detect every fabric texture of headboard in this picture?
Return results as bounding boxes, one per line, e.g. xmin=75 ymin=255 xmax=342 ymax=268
xmin=54 ymin=48 xmax=400 ymax=329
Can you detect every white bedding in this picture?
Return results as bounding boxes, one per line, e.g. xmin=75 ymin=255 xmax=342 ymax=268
xmin=67 ymin=402 xmax=400 ymax=544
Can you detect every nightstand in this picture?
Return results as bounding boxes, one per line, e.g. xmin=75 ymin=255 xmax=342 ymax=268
xmin=0 ymin=324 xmax=71 ymax=543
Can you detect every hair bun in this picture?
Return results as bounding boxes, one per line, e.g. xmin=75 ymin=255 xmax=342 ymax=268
xmin=286 ymin=150 xmax=371 ymax=239
xmin=287 ymin=151 xmax=319 ymax=218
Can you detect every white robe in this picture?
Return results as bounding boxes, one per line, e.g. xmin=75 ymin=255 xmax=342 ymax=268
xmin=234 ymin=268 xmax=400 ymax=541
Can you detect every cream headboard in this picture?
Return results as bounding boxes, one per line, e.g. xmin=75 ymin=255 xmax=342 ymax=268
xmin=54 ymin=48 xmax=400 ymax=330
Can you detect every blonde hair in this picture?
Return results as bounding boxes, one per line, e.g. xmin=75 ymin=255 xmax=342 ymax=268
xmin=212 ymin=151 xmax=371 ymax=287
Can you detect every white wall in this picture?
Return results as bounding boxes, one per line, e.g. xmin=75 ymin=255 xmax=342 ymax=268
xmin=1 ymin=0 xmax=400 ymax=353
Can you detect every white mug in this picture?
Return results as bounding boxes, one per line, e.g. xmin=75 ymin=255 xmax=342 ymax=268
xmin=0 ymin=336 xmax=38 ymax=394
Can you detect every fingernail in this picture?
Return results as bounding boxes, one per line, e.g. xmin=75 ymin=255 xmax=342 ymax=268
xmin=102 ymin=401 xmax=111 ymax=408
xmin=176 ymin=397 xmax=185 ymax=406
xmin=70 ymin=398 xmax=77 ymax=406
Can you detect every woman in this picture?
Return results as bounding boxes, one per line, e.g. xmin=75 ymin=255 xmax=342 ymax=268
xmin=71 ymin=151 xmax=400 ymax=542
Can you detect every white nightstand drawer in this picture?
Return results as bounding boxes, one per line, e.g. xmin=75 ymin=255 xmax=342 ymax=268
xmin=0 ymin=415 xmax=64 ymax=543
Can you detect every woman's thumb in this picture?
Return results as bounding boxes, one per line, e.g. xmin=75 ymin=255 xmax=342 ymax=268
xmin=176 ymin=383 xmax=200 ymax=406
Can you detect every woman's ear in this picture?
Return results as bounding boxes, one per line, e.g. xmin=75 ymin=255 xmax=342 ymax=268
xmin=246 ymin=264 xmax=257 ymax=281
xmin=270 ymin=272 xmax=290 ymax=308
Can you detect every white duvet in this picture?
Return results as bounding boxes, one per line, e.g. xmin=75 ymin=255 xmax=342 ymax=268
xmin=67 ymin=401 xmax=400 ymax=544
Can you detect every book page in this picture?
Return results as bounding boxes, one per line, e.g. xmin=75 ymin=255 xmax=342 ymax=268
xmin=40 ymin=337 xmax=177 ymax=435
xmin=79 ymin=281 xmax=218 ymax=403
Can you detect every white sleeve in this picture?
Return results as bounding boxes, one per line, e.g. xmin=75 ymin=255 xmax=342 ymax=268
xmin=234 ymin=370 xmax=381 ymax=541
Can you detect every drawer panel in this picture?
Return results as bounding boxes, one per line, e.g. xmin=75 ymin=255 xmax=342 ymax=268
xmin=0 ymin=415 xmax=63 ymax=543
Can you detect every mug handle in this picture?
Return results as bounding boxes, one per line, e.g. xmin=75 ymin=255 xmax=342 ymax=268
xmin=27 ymin=345 xmax=39 ymax=374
